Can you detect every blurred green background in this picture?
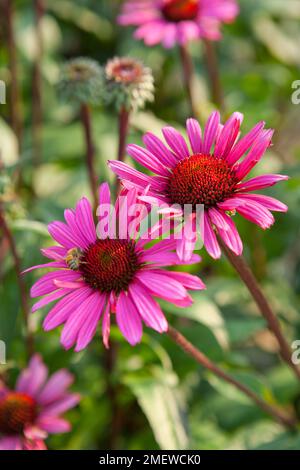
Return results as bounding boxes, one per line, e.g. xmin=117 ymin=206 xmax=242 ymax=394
xmin=0 ymin=0 xmax=300 ymax=450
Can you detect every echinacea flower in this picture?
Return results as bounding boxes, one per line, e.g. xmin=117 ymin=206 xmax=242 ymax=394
xmin=25 ymin=185 xmax=205 ymax=350
xmin=109 ymin=111 xmax=288 ymax=260
xmin=118 ymin=0 xmax=239 ymax=48
xmin=57 ymin=57 xmax=103 ymax=105
xmin=0 ymin=354 xmax=79 ymax=450
xmin=102 ymin=57 xmax=154 ymax=111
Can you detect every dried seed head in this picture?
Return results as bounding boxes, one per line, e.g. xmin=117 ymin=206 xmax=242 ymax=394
xmin=102 ymin=57 xmax=154 ymax=111
xmin=57 ymin=57 xmax=103 ymax=105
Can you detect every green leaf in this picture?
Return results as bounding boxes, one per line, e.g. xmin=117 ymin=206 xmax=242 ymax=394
xmin=123 ymin=365 xmax=189 ymax=450
xmin=207 ymin=371 xmax=276 ymax=405
xmin=161 ymin=292 xmax=228 ymax=351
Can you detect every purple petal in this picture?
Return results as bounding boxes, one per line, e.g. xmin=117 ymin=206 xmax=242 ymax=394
xmin=98 ymin=182 xmax=111 ymax=207
xmin=60 ymin=292 xmax=101 ymax=350
xmin=64 ymin=209 xmax=90 ymax=249
xmin=166 ymin=271 xmax=206 ymax=290
xmin=186 ymin=118 xmax=202 ymax=154
xmin=75 ymin=293 xmax=107 ymax=351
xmin=75 ymin=197 xmax=97 ymax=244
xmin=43 ymin=287 xmax=92 ymax=331
xmin=137 ymin=270 xmax=188 ymax=301
xmin=129 ymin=281 xmax=168 ymax=333
xmin=176 ymin=217 xmax=197 ymax=262
xmin=134 ymin=20 xmax=166 ymax=45
xmin=227 ymin=121 xmax=265 ymax=165
xmin=141 ymin=251 xmax=200 ymax=267
xmin=40 ymin=246 xmax=67 ymax=261
xmin=32 ymin=288 xmax=71 ymax=313
xmin=201 ymin=211 xmax=221 ymax=259
xmin=41 ymin=393 xmax=80 ymax=416
xmin=48 ymin=221 xmax=85 ymax=249
xmin=23 ymin=261 xmax=66 ymax=274
xmin=37 ymin=370 xmax=74 ymax=405
xmin=236 ymin=194 xmax=288 ymax=212
xmin=217 ymin=213 xmax=243 ymax=256
xmin=127 ymin=144 xmax=170 ymax=176
xmin=30 ymin=270 xmax=81 ymax=298
xmin=208 ymin=207 xmax=231 ymax=231
xmin=203 ymin=111 xmax=220 ymax=154
xmin=116 ymin=292 xmax=143 ymax=345
xmin=236 ymin=201 xmax=275 ymax=229
xmin=234 ymin=129 xmax=274 ymax=180
xmin=0 ymin=436 xmax=22 ymax=450
xmin=236 ymin=174 xmax=289 ymax=192
xmin=140 ymin=238 xmax=177 ymax=256
xmin=161 ymin=22 xmax=178 ymax=48
xmin=16 ymin=354 xmax=48 ymax=398
xmin=143 ymin=132 xmax=178 ymax=168
xmin=102 ymin=298 xmax=111 ymax=349
xmin=108 ymin=160 xmax=165 ymax=193
xmin=214 ymin=115 xmax=241 ymax=159
xmin=37 ymin=416 xmax=71 ymax=434
xmin=162 ymin=126 xmax=190 ymax=159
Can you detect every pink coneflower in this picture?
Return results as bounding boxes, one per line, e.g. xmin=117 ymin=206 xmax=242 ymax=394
xmin=26 ymin=185 xmax=205 ymax=350
xmin=109 ymin=111 xmax=288 ymax=260
xmin=118 ymin=0 xmax=239 ymax=47
xmin=0 ymin=354 xmax=79 ymax=450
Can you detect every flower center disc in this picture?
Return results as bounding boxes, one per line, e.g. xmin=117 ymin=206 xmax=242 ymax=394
xmin=161 ymin=0 xmax=199 ymax=22
xmin=0 ymin=392 xmax=37 ymax=434
xmin=80 ymin=239 xmax=140 ymax=293
xmin=168 ymin=153 xmax=238 ymax=208
xmin=107 ymin=59 xmax=143 ymax=84
xmin=69 ymin=64 xmax=94 ymax=81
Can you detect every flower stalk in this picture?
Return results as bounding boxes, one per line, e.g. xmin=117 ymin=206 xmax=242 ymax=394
xmin=167 ymin=325 xmax=297 ymax=429
xmin=203 ymin=39 xmax=224 ymax=112
xmin=0 ymin=205 xmax=33 ymax=358
xmin=118 ymin=107 xmax=130 ymax=164
xmin=218 ymin=237 xmax=300 ymax=381
xmin=116 ymin=107 xmax=130 ymax=191
xmin=3 ymin=0 xmax=23 ymax=163
xmin=32 ymin=0 xmax=44 ymax=164
xmin=179 ymin=44 xmax=197 ymax=118
xmin=79 ymin=103 xmax=98 ymax=212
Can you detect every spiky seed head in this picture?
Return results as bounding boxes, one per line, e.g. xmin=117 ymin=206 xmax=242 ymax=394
xmin=57 ymin=57 xmax=103 ymax=106
xmin=102 ymin=57 xmax=154 ymax=112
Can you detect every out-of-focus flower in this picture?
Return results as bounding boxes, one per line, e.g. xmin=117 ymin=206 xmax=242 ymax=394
xmin=102 ymin=57 xmax=154 ymax=111
xmin=57 ymin=57 xmax=103 ymax=105
xmin=109 ymin=111 xmax=288 ymax=260
xmin=118 ymin=0 xmax=239 ymax=48
xmin=0 ymin=355 xmax=80 ymax=450
xmin=25 ymin=184 xmax=205 ymax=349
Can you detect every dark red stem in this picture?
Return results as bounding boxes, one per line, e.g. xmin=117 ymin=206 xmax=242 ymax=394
xmin=32 ymin=0 xmax=45 ymax=164
xmin=179 ymin=44 xmax=197 ymax=118
xmin=203 ymin=39 xmax=224 ymax=112
xmin=79 ymin=103 xmax=98 ymax=212
xmin=4 ymin=0 xmax=23 ymax=151
xmin=219 ymin=238 xmax=300 ymax=382
xmin=116 ymin=107 xmax=130 ymax=192
xmin=0 ymin=206 xmax=34 ymax=358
